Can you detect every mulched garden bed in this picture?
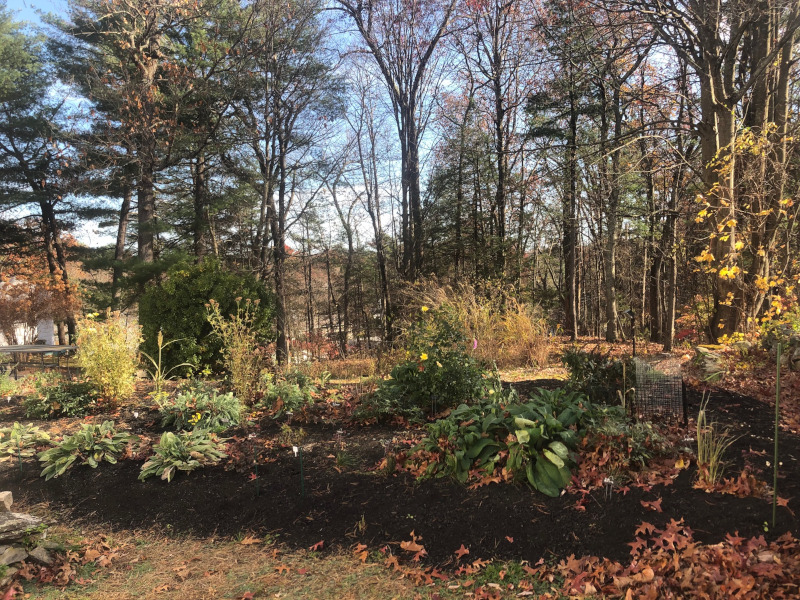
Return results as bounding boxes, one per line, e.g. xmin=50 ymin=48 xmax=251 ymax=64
xmin=2 ymin=383 xmax=798 ymax=568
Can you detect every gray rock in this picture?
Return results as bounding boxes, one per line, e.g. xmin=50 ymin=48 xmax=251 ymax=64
xmin=39 ymin=539 xmax=61 ymax=551
xmin=28 ymin=546 xmax=54 ymax=566
xmin=0 ymin=492 xmax=12 ymax=512
xmin=0 ymin=567 xmax=17 ymax=590
xmin=0 ymin=512 xmax=43 ymax=544
xmin=0 ymin=546 xmax=27 ymax=565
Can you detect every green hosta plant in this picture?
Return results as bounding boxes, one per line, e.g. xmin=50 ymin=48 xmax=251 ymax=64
xmin=38 ymin=421 xmax=137 ymax=481
xmin=410 ymin=388 xmax=592 ymax=496
xmin=158 ymin=383 xmax=241 ymax=432
xmin=139 ymin=430 xmax=227 ymax=482
xmin=0 ymin=423 xmax=51 ymax=460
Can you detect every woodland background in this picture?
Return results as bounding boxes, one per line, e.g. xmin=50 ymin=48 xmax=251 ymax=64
xmin=0 ymin=0 xmax=798 ymax=362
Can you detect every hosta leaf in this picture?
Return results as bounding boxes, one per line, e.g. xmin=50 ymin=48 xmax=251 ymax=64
xmin=542 ymin=448 xmax=564 ymax=469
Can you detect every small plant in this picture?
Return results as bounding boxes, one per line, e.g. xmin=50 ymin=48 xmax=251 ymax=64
xmin=696 ymin=394 xmax=736 ymax=486
xmin=207 ymin=298 xmax=267 ymax=404
xmin=141 ymin=330 xmax=195 ymax=394
xmin=139 ymin=430 xmax=228 ymax=482
xmin=75 ymin=309 xmax=140 ymax=405
xmin=38 ymin=421 xmax=137 ymax=480
xmin=157 ymin=382 xmax=241 ymax=432
xmin=24 ymin=377 xmax=98 ymax=419
xmin=0 ymin=365 xmax=19 ymax=397
xmin=336 ymin=451 xmax=356 ymax=469
xmin=260 ymin=372 xmax=316 ymax=417
xmin=276 ymin=424 xmax=307 ymax=447
xmin=0 ymin=422 xmax=51 ymax=460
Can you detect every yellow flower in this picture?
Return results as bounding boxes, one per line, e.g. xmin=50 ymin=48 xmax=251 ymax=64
xmin=420 ymin=353 xmax=428 ymax=361
xmin=436 ymin=361 xmax=442 ymax=368
xmin=421 ymin=306 xmax=429 ymax=313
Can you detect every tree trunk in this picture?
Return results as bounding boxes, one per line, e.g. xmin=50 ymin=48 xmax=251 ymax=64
xmin=112 ymin=183 xmax=132 ymax=310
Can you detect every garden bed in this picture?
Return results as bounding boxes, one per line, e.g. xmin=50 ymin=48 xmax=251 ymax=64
xmin=2 ymin=383 xmax=797 ymax=572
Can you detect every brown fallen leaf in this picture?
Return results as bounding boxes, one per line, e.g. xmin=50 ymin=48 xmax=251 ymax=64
xmin=640 ymin=498 xmax=663 ymax=513
xmin=401 ymin=540 xmax=425 ymax=553
xmin=455 ymin=544 xmax=470 ymax=559
xmin=240 ymin=536 xmax=261 ymax=546
xmin=275 ymin=564 xmax=291 ymax=574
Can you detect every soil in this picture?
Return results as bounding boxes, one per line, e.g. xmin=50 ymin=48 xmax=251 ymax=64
xmin=2 ymin=381 xmax=798 ymax=569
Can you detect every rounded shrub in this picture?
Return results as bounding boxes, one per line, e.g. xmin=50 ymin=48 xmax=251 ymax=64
xmin=139 ymin=259 xmax=274 ymax=374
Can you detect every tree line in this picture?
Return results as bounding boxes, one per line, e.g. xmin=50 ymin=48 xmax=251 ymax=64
xmin=0 ymin=0 xmax=798 ymax=360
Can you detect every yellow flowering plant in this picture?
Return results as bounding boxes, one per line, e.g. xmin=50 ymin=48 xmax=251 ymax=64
xmin=75 ymin=309 xmax=140 ymax=406
xmin=365 ymin=305 xmax=490 ymax=419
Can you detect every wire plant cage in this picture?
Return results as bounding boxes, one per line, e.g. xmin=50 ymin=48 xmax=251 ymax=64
xmin=632 ymin=355 xmax=687 ymax=424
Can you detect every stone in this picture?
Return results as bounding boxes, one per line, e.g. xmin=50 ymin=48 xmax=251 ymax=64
xmin=0 ymin=546 xmax=27 ymax=566
xmin=791 ymin=346 xmax=800 ymax=372
xmin=28 ymin=546 xmax=54 ymax=566
xmin=39 ymin=539 xmax=61 ymax=551
xmin=0 ymin=492 xmax=12 ymax=512
xmin=0 ymin=567 xmax=17 ymax=590
xmin=0 ymin=512 xmax=43 ymax=544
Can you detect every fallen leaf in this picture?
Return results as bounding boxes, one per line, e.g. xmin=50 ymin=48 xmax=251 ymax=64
xmin=309 ymin=540 xmax=324 ymax=551
xmin=640 ymin=498 xmax=663 ymax=513
xmin=240 ymin=536 xmax=261 ymax=546
xmin=455 ymin=544 xmax=470 ymax=559
xmin=401 ymin=540 xmax=425 ymax=553
xmin=505 ymin=536 xmax=514 ymax=543
xmin=297 ymin=568 xmax=309 ymax=575
xmin=275 ymin=565 xmax=290 ymax=574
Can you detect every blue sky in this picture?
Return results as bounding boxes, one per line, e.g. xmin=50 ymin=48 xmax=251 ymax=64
xmin=6 ymin=0 xmax=66 ymax=25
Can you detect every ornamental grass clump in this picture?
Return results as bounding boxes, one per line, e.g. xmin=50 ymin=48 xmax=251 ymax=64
xmin=75 ymin=309 xmax=140 ymax=406
xmin=696 ymin=394 xmax=737 ymax=486
xmin=139 ymin=430 xmax=227 ymax=482
xmin=38 ymin=421 xmax=137 ymax=480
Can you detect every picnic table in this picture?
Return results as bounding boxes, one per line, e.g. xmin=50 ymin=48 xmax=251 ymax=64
xmin=0 ymin=344 xmax=77 ymax=378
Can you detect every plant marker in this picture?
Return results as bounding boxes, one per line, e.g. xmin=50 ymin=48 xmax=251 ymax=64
xmin=293 ymin=445 xmax=306 ymax=499
xmin=773 ymin=343 xmax=781 ymax=528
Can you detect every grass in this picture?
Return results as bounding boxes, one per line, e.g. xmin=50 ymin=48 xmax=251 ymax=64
xmin=22 ymin=530 xmax=443 ymax=599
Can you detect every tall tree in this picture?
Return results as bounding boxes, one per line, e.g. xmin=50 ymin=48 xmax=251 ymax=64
xmin=0 ymin=5 xmax=78 ymax=342
xmin=336 ymin=0 xmax=457 ymax=280
xmin=632 ymin=0 xmax=800 ymax=338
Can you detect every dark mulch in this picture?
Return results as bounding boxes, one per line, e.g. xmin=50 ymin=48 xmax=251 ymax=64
xmin=2 ymin=383 xmax=798 ymax=568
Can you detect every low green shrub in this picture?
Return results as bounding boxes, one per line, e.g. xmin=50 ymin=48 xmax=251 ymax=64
xmin=139 ymin=430 xmax=227 ymax=482
xmin=0 ymin=422 xmax=51 ymax=460
xmin=408 ymin=388 xmax=593 ymax=496
xmin=259 ymin=372 xmax=316 ymax=418
xmin=366 ymin=305 xmax=489 ymax=419
xmin=38 ymin=421 xmax=137 ymax=480
xmin=157 ymin=382 xmax=241 ymax=432
xmin=561 ymin=347 xmax=634 ymax=405
xmin=24 ymin=377 xmax=98 ymax=419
